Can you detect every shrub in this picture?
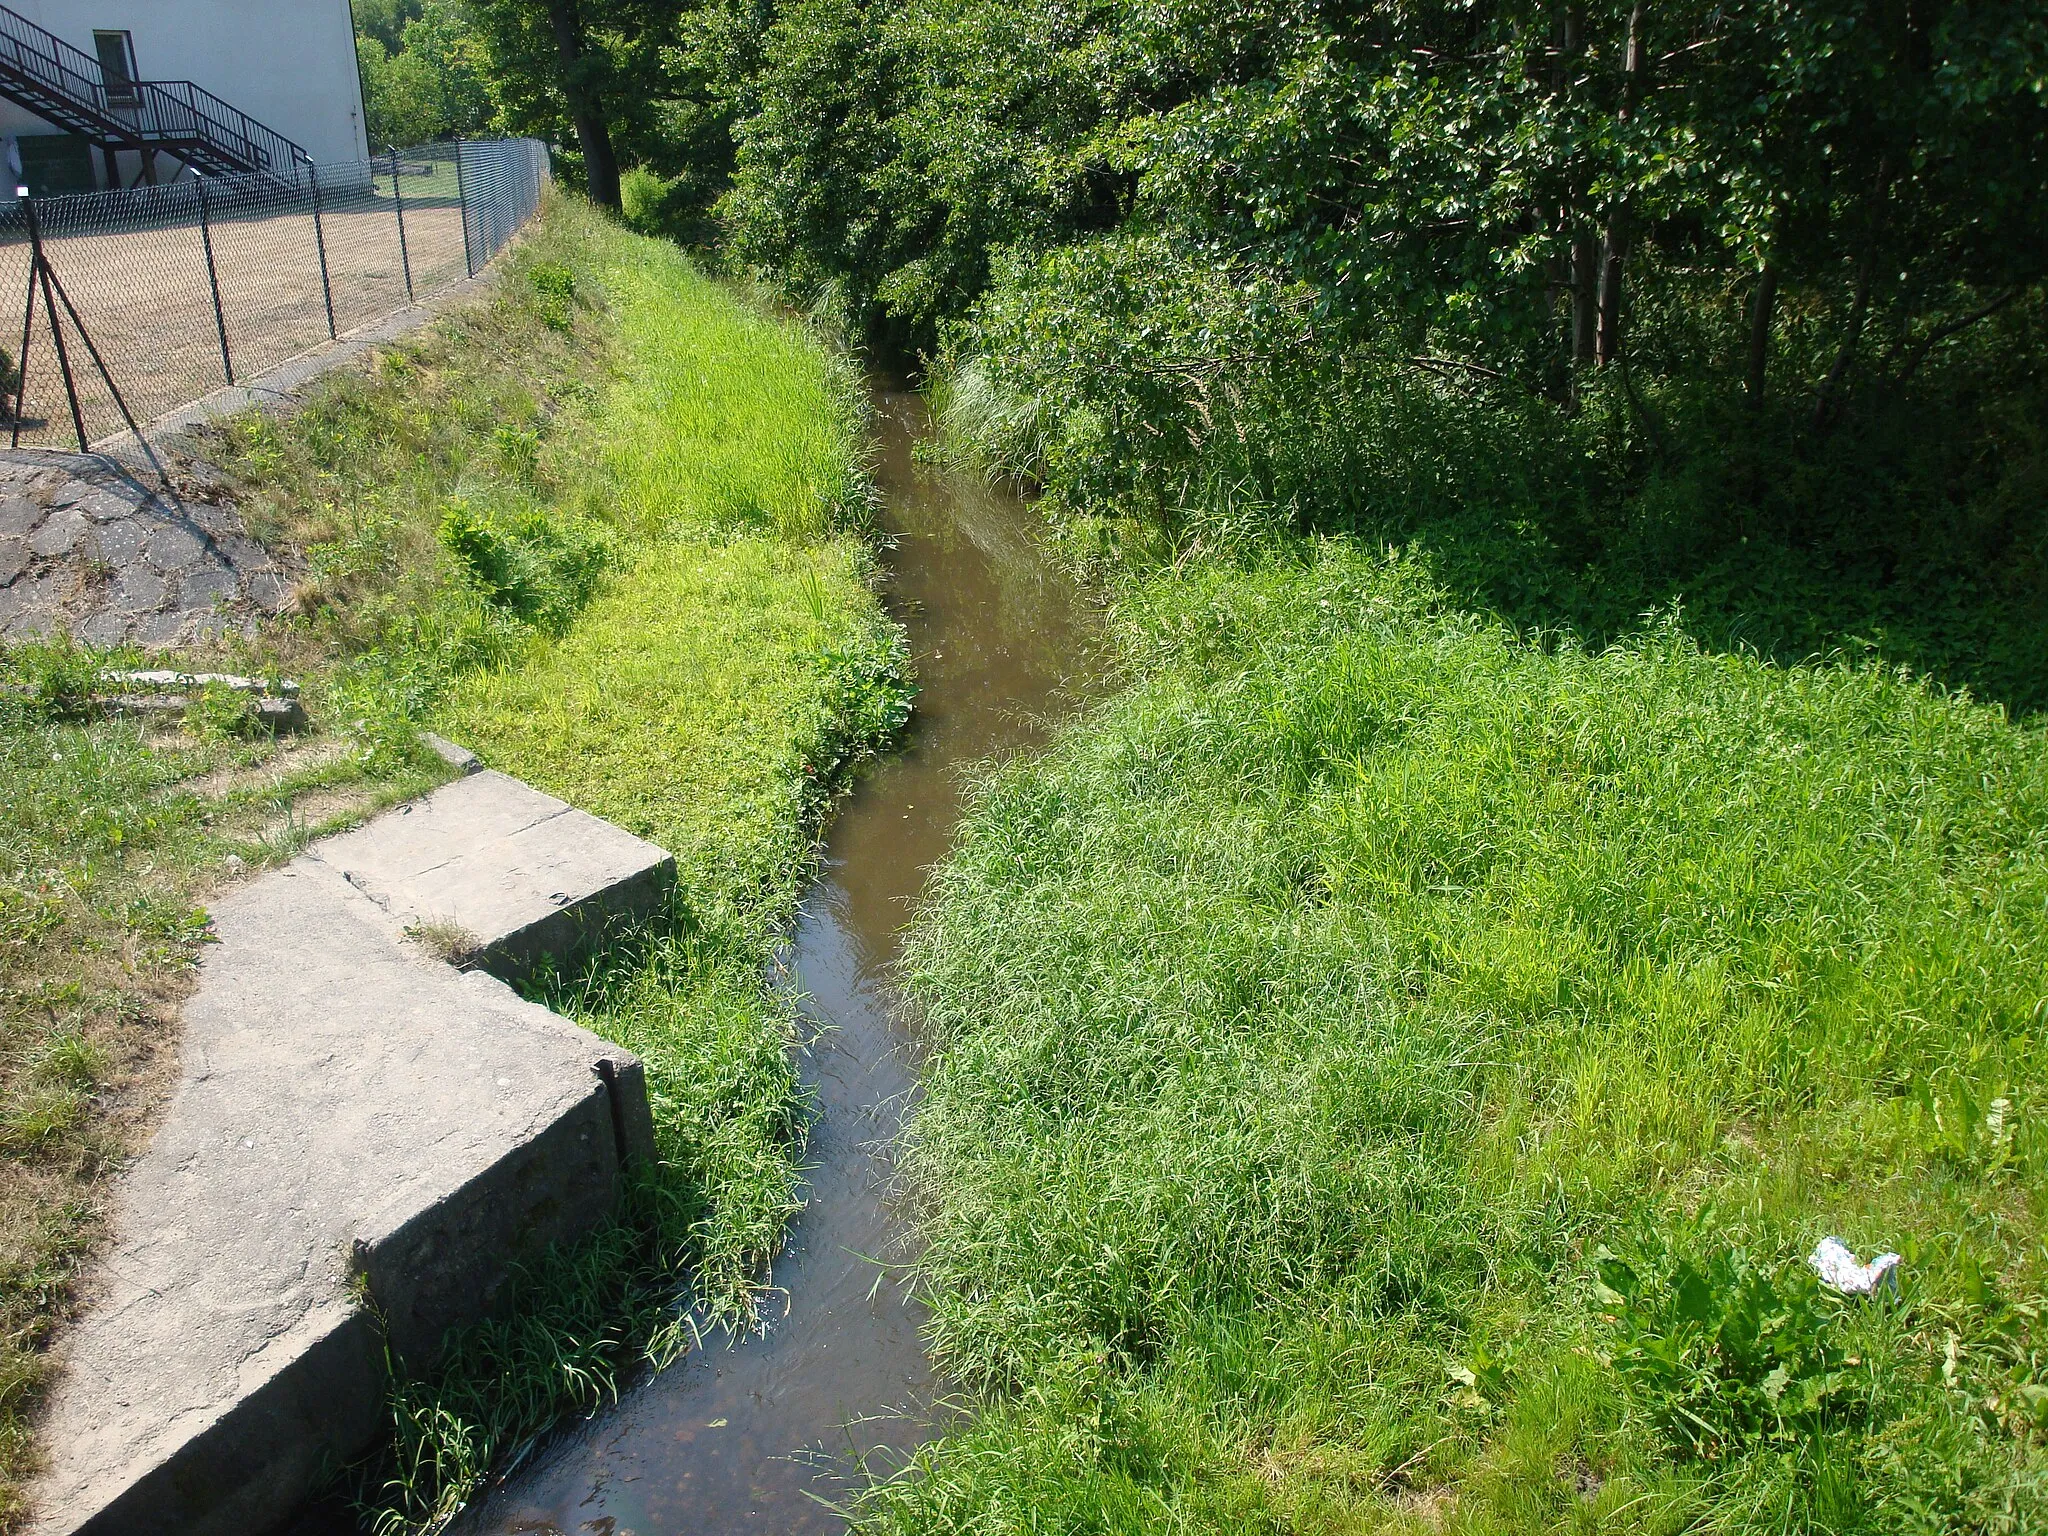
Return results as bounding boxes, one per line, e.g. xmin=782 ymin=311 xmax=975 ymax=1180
xmin=526 ymin=262 xmax=578 ymax=332
xmin=436 ymin=499 xmax=612 ymax=630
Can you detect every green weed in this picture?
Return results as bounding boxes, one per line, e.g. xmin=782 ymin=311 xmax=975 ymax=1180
xmin=1597 ymin=1217 xmax=1868 ymax=1461
xmin=526 ymin=262 xmax=577 ymax=333
xmin=875 ymin=542 xmax=2048 ymax=1535
xmin=321 ymin=198 xmax=903 ymax=1528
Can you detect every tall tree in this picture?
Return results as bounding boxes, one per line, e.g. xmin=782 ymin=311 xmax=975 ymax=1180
xmin=545 ymin=0 xmax=622 ymax=207
xmin=469 ymin=0 xmax=627 ymax=207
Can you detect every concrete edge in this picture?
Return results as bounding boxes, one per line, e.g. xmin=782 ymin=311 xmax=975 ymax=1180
xmin=474 ymin=853 xmax=679 ymax=987
xmin=419 ymin=730 xmax=483 ymax=775
xmin=352 ymin=1080 xmax=623 ymax=1364
xmin=65 ymin=1303 xmax=382 ymax=1536
xmin=455 ymin=968 xmax=660 ymax=1174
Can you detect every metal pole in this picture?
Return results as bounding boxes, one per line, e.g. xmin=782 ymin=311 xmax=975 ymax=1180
xmin=47 ymin=263 xmax=141 ymax=449
xmin=12 ymin=201 xmax=38 ymax=448
xmin=452 ymin=138 xmax=474 ymax=277
xmin=195 ymin=176 xmax=233 ymax=385
xmin=390 ymin=148 xmax=413 ymax=302
xmin=308 ymin=160 xmax=335 ymax=339
xmin=36 ymin=250 xmax=85 ymax=452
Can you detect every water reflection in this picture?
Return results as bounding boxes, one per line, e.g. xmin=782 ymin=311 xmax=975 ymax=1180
xmin=452 ymin=389 xmax=1095 ymax=1534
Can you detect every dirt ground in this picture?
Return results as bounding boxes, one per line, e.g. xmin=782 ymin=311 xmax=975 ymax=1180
xmin=0 ymin=183 xmax=471 ymax=447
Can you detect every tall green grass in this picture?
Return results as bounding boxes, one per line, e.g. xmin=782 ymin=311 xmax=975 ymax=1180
xmin=876 ymin=544 xmax=2048 ymax=1533
xmin=198 ymin=193 xmax=903 ymax=1529
xmin=322 ymin=203 xmax=909 ymax=1531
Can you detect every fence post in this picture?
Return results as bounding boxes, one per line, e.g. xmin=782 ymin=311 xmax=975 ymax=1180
xmin=195 ymin=176 xmax=234 ymax=385
xmin=452 ymin=140 xmax=475 ymax=278
xmin=42 ymin=255 xmax=142 ymax=450
xmin=389 ymin=147 xmax=413 ymax=302
xmin=308 ymin=160 xmax=336 ymax=340
xmin=11 ymin=201 xmax=37 ymax=448
xmin=453 ymin=138 xmax=475 ymax=278
xmin=24 ymin=202 xmax=86 ymax=450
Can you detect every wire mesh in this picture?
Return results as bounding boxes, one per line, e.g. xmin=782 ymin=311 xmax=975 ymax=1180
xmin=0 ymin=137 xmax=549 ymax=448
xmin=388 ymin=143 xmax=468 ymax=302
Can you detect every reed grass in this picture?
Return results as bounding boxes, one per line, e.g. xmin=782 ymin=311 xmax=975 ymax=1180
xmin=338 ymin=202 xmax=907 ymax=1529
xmin=876 ymin=544 xmax=2048 ymax=1534
xmin=1 ymin=192 xmax=897 ymax=1530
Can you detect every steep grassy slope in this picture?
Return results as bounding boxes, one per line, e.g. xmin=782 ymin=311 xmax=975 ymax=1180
xmin=342 ymin=205 xmax=907 ymax=1528
xmin=1 ymin=194 xmax=898 ymax=1530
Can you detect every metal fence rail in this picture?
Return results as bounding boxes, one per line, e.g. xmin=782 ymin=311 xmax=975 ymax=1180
xmin=0 ymin=136 xmax=549 ymax=449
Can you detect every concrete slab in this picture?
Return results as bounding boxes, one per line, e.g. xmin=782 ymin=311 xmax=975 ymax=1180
xmin=311 ymin=769 xmax=675 ymax=983
xmin=30 ymin=786 xmax=669 ymax=1536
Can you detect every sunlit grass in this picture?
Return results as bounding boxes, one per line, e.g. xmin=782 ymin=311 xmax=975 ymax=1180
xmin=595 ymin=244 xmax=868 ymax=542
xmin=875 ymin=544 xmax=2048 ymax=1534
xmin=340 ymin=203 xmax=906 ymax=1530
xmin=0 ymin=652 xmax=426 ymax=1523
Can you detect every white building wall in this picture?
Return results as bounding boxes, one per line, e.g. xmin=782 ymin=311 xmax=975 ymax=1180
xmin=0 ymin=0 xmax=367 ymax=166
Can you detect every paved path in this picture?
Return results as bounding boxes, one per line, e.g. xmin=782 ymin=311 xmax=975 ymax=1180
xmin=31 ymin=770 xmax=674 ymax=1536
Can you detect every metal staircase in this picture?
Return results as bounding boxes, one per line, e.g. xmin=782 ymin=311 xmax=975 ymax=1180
xmin=0 ymin=3 xmax=305 ymax=182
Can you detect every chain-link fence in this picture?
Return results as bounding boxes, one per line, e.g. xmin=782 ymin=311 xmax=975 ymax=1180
xmin=0 ymin=137 xmax=549 ymax=449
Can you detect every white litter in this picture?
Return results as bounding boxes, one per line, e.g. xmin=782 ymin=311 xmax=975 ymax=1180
xmin=1810 ymin=1236 xmax=1901 ymax=1296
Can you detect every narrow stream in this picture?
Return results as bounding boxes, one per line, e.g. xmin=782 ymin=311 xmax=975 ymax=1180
xmin=454 ymin=388 xmax=1094 ymax=1534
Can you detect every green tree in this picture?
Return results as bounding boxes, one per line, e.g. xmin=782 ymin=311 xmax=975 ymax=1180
xmin=357 ymin=0 xmax=497 ymax=148
xmin=467 ymin=0 xmax=633 ymax=207
xmin=353 ymin=0 xmax=425 ymax=52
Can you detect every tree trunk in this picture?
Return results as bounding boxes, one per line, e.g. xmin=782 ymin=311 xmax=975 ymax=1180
xmin=1595 ymin=225 xmax=1629 ymax=366
xmin=545 ymin=0 xmax=621 ymax=210
xmin=1572 ymin=230 xmax=1598 ymax=368
xmin=1812 ymin=262 xmax=1870 ymax=431
xmin=1745 ymin=260 xmax=1777 ymax=407
xmin=1595 ymin=1 xmax=1644 ymax=368
xmin=1562 ymin=8 xmax=1598 ymax=375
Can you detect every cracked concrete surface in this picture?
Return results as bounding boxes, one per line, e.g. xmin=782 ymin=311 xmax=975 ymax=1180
xmin=0 ymin=450 xmax=294 ymax=648
xmin=314 ymin=770 xmax=678 ymax=983
xmin=30 ymin=773 xmax=673 ymax=1536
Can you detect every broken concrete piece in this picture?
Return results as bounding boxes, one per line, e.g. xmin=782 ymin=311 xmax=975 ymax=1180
xmin=420 ymin=729 xmax=483 ymax=774
xmin=94 ymin=692 xmax=310 ymax=733
xmin=102 ymin=668 xmax=299 ymax=697
xmin=311 ymin=770 xmax=675 ymax=983
xmin=254 ymin=695 xmax=309 ymax=731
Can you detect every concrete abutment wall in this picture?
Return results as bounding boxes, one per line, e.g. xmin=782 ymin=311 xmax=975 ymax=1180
xmin=32 ymin=765 xmax=675 ymax=1536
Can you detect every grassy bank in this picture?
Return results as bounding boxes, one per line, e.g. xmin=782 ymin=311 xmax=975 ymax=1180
xmin=0 ymin=193 xmax=895 ymax=1527
xmin=361 ymin=223 xmax=906 ymax=1528
xmin=878 ymin=543 xmax=2048 ymax=1533
xmin=214 ymin=196 xmax=904 ymax=1528
xmin=0 ymin=649 xmax=430 ymax=1523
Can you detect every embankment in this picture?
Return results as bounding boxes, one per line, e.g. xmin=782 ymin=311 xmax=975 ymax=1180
xmin=3 ymin=193 xmax=896 ymax=1531
xmin=880 ymin=544 xmax=2048 ymax=1533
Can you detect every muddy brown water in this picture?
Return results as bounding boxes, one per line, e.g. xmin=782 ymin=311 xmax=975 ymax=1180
xmin=427 ymin=388 xmax=1094 ymax=1534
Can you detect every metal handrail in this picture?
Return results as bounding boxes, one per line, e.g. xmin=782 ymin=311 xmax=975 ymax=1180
xmin=126 ymin=79 xmax=306 ymax=176
xmin=0 ymin=4 xmax=110 ymax=114
xmin=0 ymin=3 xmax=306 ymax=177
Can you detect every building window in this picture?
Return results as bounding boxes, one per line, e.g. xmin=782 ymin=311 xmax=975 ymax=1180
xmin=93 ymin=30 xmax=136 ymax=105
